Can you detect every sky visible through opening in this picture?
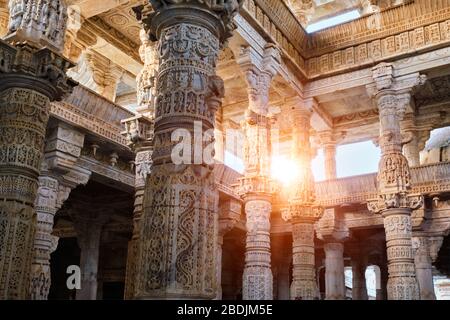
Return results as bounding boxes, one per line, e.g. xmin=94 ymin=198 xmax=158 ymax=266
xmin=312 ymin=141 xmax=381 ymax=181
xmin=225 ymin=140 xmax=381 ymax=181
xmin=306 ymin=9 xmax=362 ymax=33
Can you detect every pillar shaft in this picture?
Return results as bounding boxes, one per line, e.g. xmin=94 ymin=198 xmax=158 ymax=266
xmin=291 ymin=222 xmax=319 ymax=299
xmin=367 ymin=63 xmax=424 ymax=300
xmin=351 ymin=258 xmax=368 ymax=300
xmin=413 ymin=236 xmax=436 ymax=300
xmin=238 ymin=44 xmax=280 ymax=301
xmin=242 ymin=200 xmax=273 ymax=300
xmin=134 ymin=1 xmax=242 ymax=299
xmin=216 ymin=200 xmax=241 ymax=299
xmin=324 ymin=144 xmax=337 ymax=180
xmin=282 ymin=99 xmax=322 ymax=300
xmin=0 ymin=0 xmax=74 ymax=299
xmin=30 ymin=174 xmax=59 ymax=300
xmin=73 ymin=216 xmax=105 ymax=300
xmin=324 ymin=243 xmax=345 ymax=300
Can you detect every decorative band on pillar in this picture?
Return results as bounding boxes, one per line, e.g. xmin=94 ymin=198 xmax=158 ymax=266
xmin=133 ymin=1 xmax=243 ymax=300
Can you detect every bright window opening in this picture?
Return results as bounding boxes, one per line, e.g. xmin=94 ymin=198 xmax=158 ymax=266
xmin=224 ymin=151 xmax=245 ymax=174
xmin=306 ymin=10 xmax=361 ymax=33
xmin=336 ymin=141 xmax=380 ymax=178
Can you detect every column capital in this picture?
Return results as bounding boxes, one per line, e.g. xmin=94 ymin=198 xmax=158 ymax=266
xmin=64 ymin=20 xmax=98 ymax=62
xmin=367 ymin=63 xmax=427 ymax=96
xmin=138 ymin=0 xmax=243 ymax=44
xmin=219 ymin=199 xmax=242 ymax=237
xmin=282 ymin=204 xmax=323 ymax=224
xmin=238 ymin=44 xmax=281 ymax=115
xmin=315 ymin=130 xmax=346 ymax=147
xmin=237 ymin=43 xmax=281 ymax=77
xmin=316 ymin=208 xmax=350 ymax=243
xmin=82 ymin=50 xmax=124 ymax=101
xmin=0 ymin=41 xmax=76 ymax=99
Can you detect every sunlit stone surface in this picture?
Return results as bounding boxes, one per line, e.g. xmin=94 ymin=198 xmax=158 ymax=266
xmin=0 ymin=0 xmax=449 ymax=300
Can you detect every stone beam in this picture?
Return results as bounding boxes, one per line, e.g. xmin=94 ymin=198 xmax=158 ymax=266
xmin=66 ymin=0 xmax=135 ymax=19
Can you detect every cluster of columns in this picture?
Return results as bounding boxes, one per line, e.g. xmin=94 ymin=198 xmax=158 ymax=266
xmin=0 ymin=0 xmax=447 ymax=302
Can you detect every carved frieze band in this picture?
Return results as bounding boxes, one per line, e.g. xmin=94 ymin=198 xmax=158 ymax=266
xmin=50 ymin=102 xmax=128 ymax=146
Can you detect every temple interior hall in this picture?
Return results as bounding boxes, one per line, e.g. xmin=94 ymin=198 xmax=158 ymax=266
xmin=0 ymin=0 xmax=450 ymax=300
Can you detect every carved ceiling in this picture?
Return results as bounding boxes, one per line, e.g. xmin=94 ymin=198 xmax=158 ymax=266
xmin=414 ymin=75 xmax=450 ymax=108
xmin=98 ymin=1 xmax=144 ymax=46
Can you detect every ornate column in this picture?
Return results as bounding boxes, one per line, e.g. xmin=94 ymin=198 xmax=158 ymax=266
xmin=122 ymin=21 xmax=159 ymax=300
xmin=347 ymin=242 xmax=368 ymax=300
xmin=317 ymin=208 xmax=350 ymax=300
xmin=29 ymin=166 xmax=59 ymax=300
xmin=323 ymin=243 xmax=345 ymax=300
xmin=367 ymin=63 xmax=426 ymax=300
xmin=0 ymin=0 xmax=8 ymax=37
xmin=237 ymin=44 xmax=280 ymax=300
xmin=30 ymin=123 xmax=90 ymax=299
xmin=0 ymin=0 xmax=75 ymax=299
xmin=412 ymin=236 xmax=438 ymax=300
xmin=72 ymin=211 xmax=108 ymax=300
xmin=217 ymin=200 xmax=241 ymax=299
xmin=316 ymin=131 xmax=345 ymax=180
xmin=401 ymin=113 xmax=430 ymax=167
xmin=282 ymin=98 xmax=322 ymax=300
xmin=122 ymin=115 xmax=154 ymax=300
xmin=350 ymin=254 xmax=368 ymax=300
xmin=133 ymin=1 xmax=243 ymax=300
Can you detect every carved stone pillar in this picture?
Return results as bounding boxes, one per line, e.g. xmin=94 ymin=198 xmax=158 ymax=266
xmin=242 ymin=200 xmax=273 ymax=300
xmin=122 ymin=21 xmax=159 ymax=300
xmin=347 ymin=243 xmax=368 ymax=300
xmin=324 ymin=243 xmax=346 ymax=300
xmin=316 ymin=130 xmax=345 ymax=180
xmin=72 ymin=212 xmax=108 ymax=300
xmin=351 ymin=257 xmax=368 ymax=300
xmin=317 ymin=207 xmax=350 ymax=300
xmin=29 ymin=169 xmax=59 ymax=300
xmin=133 ymin=1 xmax=242 ymax=300
xmin=122 ymin=116 xmax=154 ymax=300
xmin=0 ymin=0 xmax=8 ymax=37
xmin=412 ymin=236 xmax=436 ymax=300
xmin=237 ymin=44 xmax=280 ymax=300
xmin=401 ymin=114 xmax=431 ymax=167
xmin=0 ymin=0 xmax=74 ymax=299
xmin=282 ymin=98 xmax=322 ymax=300
xmin=217 ymin=200 xmax=241 ymax=299
xmin=30 ymin=123 xmax=90 ymax=300
xmin=324 ymin=144 xmax=337 ymax=180
xmin=367 ymin=63 xmax=426 ymax=300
